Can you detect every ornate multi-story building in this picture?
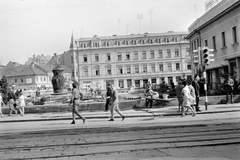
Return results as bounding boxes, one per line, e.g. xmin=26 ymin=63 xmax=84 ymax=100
xmin=68 ymin=31 xmax=192 ymax=90
xmin=187 ymin=0 xmax=240 ymax=90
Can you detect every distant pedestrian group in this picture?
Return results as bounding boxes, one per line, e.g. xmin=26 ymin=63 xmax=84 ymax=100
xmin=175 ymin=75 xmax=201 ymax=117
xmin=0 ymin=86 xmax=26 ymax=118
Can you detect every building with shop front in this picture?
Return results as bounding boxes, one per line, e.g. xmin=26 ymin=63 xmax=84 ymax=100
xmin=186 ymin=0 xmax=240 ymax=90
xmin=68 ymin=31 xmax=192 ymax=90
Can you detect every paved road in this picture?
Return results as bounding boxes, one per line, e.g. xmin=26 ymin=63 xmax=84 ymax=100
xmin=0 ymin=111 xmax=240 ymax=160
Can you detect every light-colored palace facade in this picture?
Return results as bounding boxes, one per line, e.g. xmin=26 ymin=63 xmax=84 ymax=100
xmin=69 ymin=31 xmax=192 ymax=90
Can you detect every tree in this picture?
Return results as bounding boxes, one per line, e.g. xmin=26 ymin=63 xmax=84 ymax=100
xmin=0 ymin=75 xmax=9 ymax=104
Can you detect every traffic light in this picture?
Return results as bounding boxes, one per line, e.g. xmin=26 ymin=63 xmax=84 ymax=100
xmin=203 ymin=47 xmax=214 ymax=65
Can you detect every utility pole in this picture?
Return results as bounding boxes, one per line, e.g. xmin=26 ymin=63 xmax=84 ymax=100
xmin=117 ymin=19 xmax=121 ymax=35
xmin=137 ymin=14 xmax=143 ymax=33
xmin=80 ymin=28 xmax=83 ymax=38
xmin=148 ymin=8 xmax=153 ymax=33
xmin=126 ymin=24 xmax=129 ymax=35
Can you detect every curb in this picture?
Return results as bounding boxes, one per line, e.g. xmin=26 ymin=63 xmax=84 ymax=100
xmin=1 ymin=109 xmax=240 ymax=123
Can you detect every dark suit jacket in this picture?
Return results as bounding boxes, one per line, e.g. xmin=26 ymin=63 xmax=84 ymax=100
xmin=192 ymin=81 xmax=200 ymax=97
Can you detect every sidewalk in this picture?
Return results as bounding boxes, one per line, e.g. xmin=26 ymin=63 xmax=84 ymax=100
xmin=0 ymin=103 xmax=239 ymax=123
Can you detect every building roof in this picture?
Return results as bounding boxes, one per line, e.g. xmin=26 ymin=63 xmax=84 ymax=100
xmin=38 ymin=64 xmax=72 ymax=74
xmin=76 ymin=31 xmax=189 ymax=42
xmin=6 ymin=61 xmax=22 ymax=67
xmin=187 ymin=0 xmax=240 ymax=38
xmin=1 ymin=65 xmax=46 ymax=77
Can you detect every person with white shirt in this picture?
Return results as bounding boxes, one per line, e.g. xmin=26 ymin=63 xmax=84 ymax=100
xmin=181 ymin=80 xmax=196 ymax=117
xmin=18 ymin=92 xmax=26 ymax=116
xmin=0 ymin=92 xmax=5 ymax=118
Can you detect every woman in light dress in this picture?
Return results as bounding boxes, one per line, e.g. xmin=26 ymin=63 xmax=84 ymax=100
xmin=181 ymin=80 xmax=196 ymax=117
xmin=18 ymin=92 xmax=26 ymax=116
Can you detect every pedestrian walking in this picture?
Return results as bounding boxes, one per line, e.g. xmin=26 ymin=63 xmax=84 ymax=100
xmin=175 ymin=81 xmax=183 ymax=112
xmin=108 ymin=84 xmax=126 ymax=121
xmin=224 ymin=74 xmax=234 ymax=104
xmin=192 ymin=75 xmax=201 ymax=111
xmin=69 ymin=83 xmax=86 ymax=124
xmin=0 ymin=91 xmax=5 ymax=118
xmin=187 ymin=79 xmax=196 ymax=111
xmin=181 ymin=80 xmax=196 ymax=117
xmin=105 ymin=83 xmax=111 ymax=112
xmin=8 ymin=87 xmax=17 ymax=116
xmin=18 ymin=92 xmax=26 ymax=116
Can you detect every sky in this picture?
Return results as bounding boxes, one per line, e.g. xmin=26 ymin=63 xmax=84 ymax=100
xmin=0 ymin=0 xmax=206 ymax=65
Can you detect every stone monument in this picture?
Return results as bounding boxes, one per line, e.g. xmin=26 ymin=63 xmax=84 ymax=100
xmin=52 ymin=63 xmax=65 ymax=94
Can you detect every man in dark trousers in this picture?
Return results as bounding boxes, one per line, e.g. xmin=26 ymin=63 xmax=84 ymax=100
xmin=105 ymin=83 xmax=111 ymax=111
xmin=69 ymin=83 xmax=86 ymax=124
xmin=225 ymin=74 xmax=234 ymax=104
xmin=8 ymin=87 xmax=17 ymax=116
xmin=192 ymin=74 xmax=201 ymax=111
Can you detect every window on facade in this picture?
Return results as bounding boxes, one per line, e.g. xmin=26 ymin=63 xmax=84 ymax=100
xmin=84 ymin=68 xmax=88 ymax=77
xmin=167 ymin=63 xmax=172 ymax=72
xmin=134 ymin=51 xmax=138 ymax=59
xmin=119 ymin=80 xmax=124 ymax=88
xmin=83 ymin=55 xmax=87 ymax=62
xmin=135 ymin=65 xmax=139 ymax=73
xmin=107 ymin=53 xmax=111 ymax=61
xmin=95 ymin=54 xmax=99 ymax=62
xmin=142 ymin=51 xmax=146 ymax=59
xmin=186 ymin=48 xmax=189 ymax=56
xmin=126 ymin=52 xmax=130 ymax=60
xmin=21 ymin=78 xmax=23 ymax=83
xmin=117 ymin=53 xmax=122 ymax=61
xmin=44 ymin=77 xmax=46 ymax=81
xmin=106 ymin=42 xmax=110 ymax=47
xmin=150 ymin=50 xmax=154 ymax=59
xmin=127 ymin=79 xmax=132 ymax=87
xmin=159 ymin=64 xmax=164 ymax=72
xmin=151 ymin=64 xmax=155 ymax=73
xmin=167 ymin=49 xmax=171 ymax=57
xmin=83 ymin=43 xmax=86 ymax=48
xmin=117 ymin=41 xmax=120 ymax=46
xmin=133 ymin=40 xmax=137 ymax=45
xmin=71 ymin=55 xmax=74 ymax=63
xmin=126 ymin=41 xmax=129 ymax=45
xmin=118 ymin=66 xmax=123 ymax=75
xmin=150 ymin=39 xmax=153 ymax=44
xmin=194 ymin=41 xmax=196 ymax=50
xmin=212 ymin=36 xmax=216 ymax=51
xmin=15 ymin=78 xmax=17 ymax=83
xmin=135 ymin=80 xmax=140 ymax=87
xmin=126 ymin=66 xmax=131 ymax=74
xmin=232 ymin=26 xmax=238 ymax=44
xmin=221 ymin=31 xmax=226 ymax=48
xmin=107 ymin=67 xmax=111 ymax=75
xmin=175 ymin=49 xmax=179 ymax=57
xmin=176 ymin=63 xmax=180 ymax=71
xmin=197 ymin=39 xmax=199 ymax=48
xmin=187 ymin=62 xmax=191 ymax=70
xmin=205 ymin=40 xmax=208 ymax=47
xmin=143 ymin=65 xmax=147 ymax=73
xmin=95 ymin=68 xmax=100 ymax=76
xmin=158 ymin=50 xmax=163 ymax=58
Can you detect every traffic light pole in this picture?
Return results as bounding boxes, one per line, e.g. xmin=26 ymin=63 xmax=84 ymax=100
xmin=203 ymin=68 xmax=208 ymax=110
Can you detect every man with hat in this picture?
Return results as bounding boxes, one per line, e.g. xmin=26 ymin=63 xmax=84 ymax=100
xmin=224 ymin=74 xmax=234 ymax=104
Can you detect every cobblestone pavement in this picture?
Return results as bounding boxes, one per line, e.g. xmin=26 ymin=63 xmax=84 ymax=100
xmin=0 ymin=112 xmax=240 ymax=160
